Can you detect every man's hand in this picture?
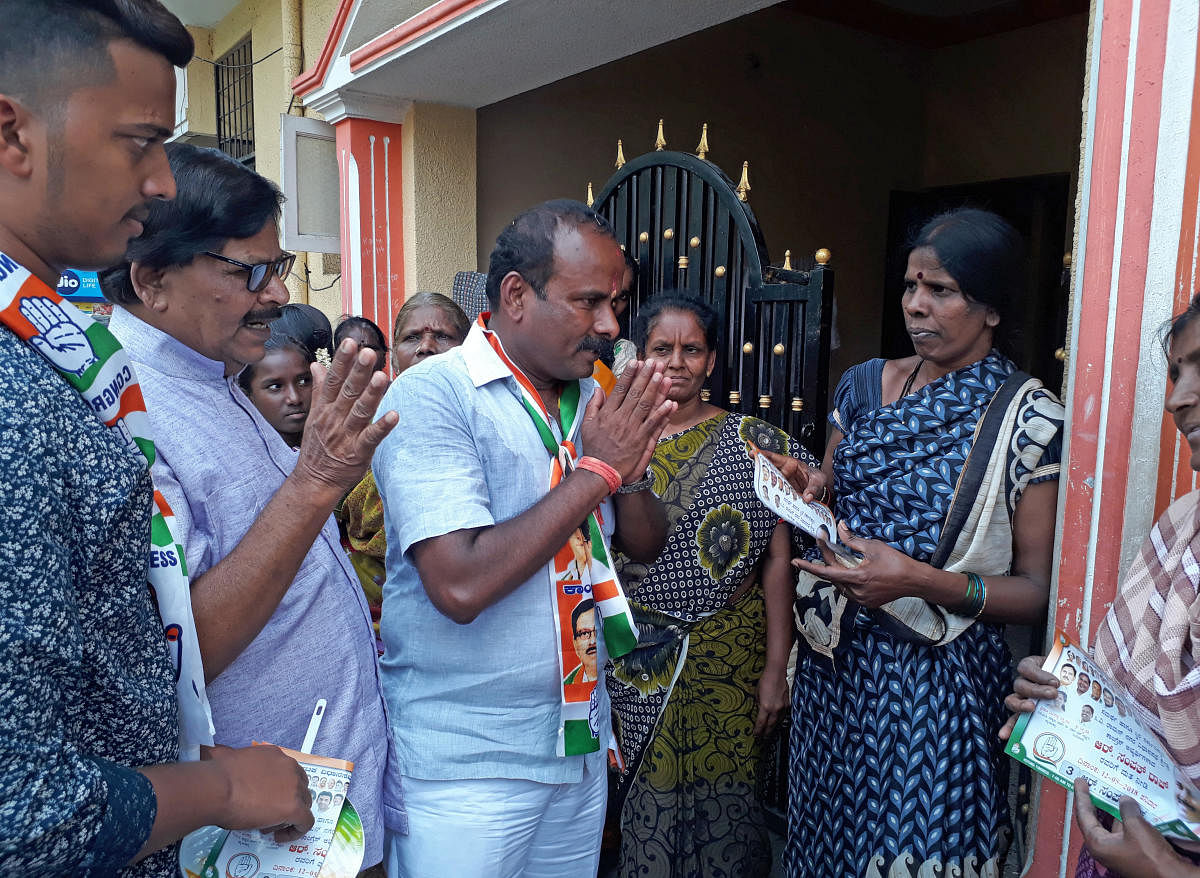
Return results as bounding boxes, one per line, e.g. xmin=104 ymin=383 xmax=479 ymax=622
xmin=293 ymin=339 xmax=399 ymax=498
xmin=998 ymin=655 xmax=1060 ymax=740
xmin=1073 ymin=779 xmax=1200 ymax=878
xmin=202 ymin=744 xmax=314 ymax=843
xmin=580 ymin=359 xmax=675 ymax=483
xmin=759 ymin=448 xmax=828 ymax=504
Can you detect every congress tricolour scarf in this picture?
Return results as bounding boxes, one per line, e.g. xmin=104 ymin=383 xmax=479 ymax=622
xmin=0 ymin=252 xmax=214 ymax=760
xmin=478 ymin=315 xmax=638 ymax=756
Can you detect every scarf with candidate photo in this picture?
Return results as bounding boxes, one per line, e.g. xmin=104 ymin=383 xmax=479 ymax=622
xmin=477 ymin=314 xmax=638 ymax=756
xmin=0 ymin=252 xmax=213 ymax=760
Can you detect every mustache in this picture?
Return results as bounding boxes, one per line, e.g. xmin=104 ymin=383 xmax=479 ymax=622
xmin=244 ymin=307 xmax=284 ymax=325
xmin=578 ymin=335 xmax=615 ymax=361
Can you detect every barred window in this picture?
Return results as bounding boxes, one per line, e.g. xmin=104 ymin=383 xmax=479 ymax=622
xmin=215 ymin=36 xmax=255 ymax=168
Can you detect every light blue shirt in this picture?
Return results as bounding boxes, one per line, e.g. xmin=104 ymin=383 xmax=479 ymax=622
xmin=374 ymin=323 xmax=613 ymax=783
xmin=109 ymin=308 xmax=405 ymax=865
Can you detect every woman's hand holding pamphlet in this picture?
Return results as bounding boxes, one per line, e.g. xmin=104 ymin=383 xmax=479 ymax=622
xmin=751 ymin=449 xmax=861 ymax=566
xmin=1005 ymin=630 xmax=1200 ymax=842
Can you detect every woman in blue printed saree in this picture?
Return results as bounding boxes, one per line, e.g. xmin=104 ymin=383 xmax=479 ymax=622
xmin=606 ymin=294 xmax=818 ymax=878
xmin=781 ymin=209 xmax=1065 ymax=878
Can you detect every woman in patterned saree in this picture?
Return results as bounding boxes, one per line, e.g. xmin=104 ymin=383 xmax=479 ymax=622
xmin=606 ymin=293 xmax=819 ymax=878
xmin=1000 ymin=295 xmax=1200 ymax=878
xmin=782 ymin=208 xmax=1065 ymax=878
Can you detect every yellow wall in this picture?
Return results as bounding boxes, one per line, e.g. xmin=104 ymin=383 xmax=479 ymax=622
xmin=211 ymin=0 xmax=285 ymax=185
xmin=402 ymin=103 xmax=478 ymax=300
xmin=475 ymin=7 xmax=1088 ymax=383
xmin=182 ymin=26 xmax=216 ymax=137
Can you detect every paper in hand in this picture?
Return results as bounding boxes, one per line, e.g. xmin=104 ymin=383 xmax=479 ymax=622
xmin=752 ymin=451 xmax=861 ymax=566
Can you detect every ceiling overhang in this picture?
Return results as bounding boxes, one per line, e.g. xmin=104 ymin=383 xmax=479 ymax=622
xmin=160 ymin=0 xmax=241 ymax=29
xmin=295 ymin=0 xmax=780 ymax=116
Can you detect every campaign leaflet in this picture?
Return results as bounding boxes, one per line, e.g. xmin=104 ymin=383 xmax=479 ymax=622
xmin=186 ymin=747 xmax=362 ymax=878
xmin=751 ymin=450 xmax=860 ymax=565
xmin=1005 ymin=630 xmax=1200 ymax=841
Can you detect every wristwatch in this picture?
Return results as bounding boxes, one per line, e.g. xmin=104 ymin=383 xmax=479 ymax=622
xmin=617 ymin=467 xmax=655 ymax=494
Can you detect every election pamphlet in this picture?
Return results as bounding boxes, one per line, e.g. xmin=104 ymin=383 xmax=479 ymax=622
xmin=752 ymin=449 xmax=861 ymax=565
xmin=179 ymin=747 xmax=364 ymax=878
xmin=1004 ymin=630 xmax=1200 ymax=841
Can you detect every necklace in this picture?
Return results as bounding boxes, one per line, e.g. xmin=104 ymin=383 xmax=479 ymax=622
xmin=901 ymin=358 xmax=925 ymax=397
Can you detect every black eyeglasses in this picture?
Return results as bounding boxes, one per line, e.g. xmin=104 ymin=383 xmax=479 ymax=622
xmin=204 ymin=251 xmax=296 ymax=292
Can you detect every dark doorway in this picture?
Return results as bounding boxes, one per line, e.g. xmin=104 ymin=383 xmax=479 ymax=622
xmin=880 ymin=174 xmax=1072 ymax=388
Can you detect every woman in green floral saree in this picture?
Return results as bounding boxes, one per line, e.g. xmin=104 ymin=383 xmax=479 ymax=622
xmin=607 ymin=294 xmax=818 ymax=878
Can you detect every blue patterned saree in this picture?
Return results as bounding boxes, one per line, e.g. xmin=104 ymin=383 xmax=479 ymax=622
xmin=784 ymin=353 xmax=1063 ymax=878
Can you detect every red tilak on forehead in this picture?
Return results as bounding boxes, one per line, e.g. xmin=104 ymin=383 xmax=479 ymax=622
xmin=611 ymin=271 xmax=621 ymax=296
xmin=916 ymin=271 xmax=924 ymax=280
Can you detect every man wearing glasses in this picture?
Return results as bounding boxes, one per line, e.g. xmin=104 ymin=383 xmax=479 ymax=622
xmin=101 ymin=142 xmax=404 ymax=876
xmin=565 ymin=599 xmax=599 ymax=684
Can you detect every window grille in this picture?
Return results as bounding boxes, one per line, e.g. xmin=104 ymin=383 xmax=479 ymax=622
xmin=215 ymin=37 xmax=255 ymax=167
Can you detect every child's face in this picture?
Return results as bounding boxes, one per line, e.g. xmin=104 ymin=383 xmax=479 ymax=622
xmin=245 ymin=347 xmax=313 ymax=443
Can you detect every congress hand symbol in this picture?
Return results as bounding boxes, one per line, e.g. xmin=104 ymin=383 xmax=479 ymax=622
xmin=20 ymin=297 xmax=98 ymax=376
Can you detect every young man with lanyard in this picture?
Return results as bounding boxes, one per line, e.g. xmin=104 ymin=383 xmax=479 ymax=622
xmin=373 ymin=200 xmax=675 ymax=876
xmin=0 ymin=2 xmax=315 ymax=874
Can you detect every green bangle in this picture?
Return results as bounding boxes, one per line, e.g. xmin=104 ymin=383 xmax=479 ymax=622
xmin=961 ymin=572 xmax=987 ymax=618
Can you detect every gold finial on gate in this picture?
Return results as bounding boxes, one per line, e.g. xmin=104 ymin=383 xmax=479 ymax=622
xmin=815 ymin=248 xmax=831 ymax=265
xmin=586 ymin=182 xmax=594 ymax=208
xmin=654 ymin=119 xmax=666 ymax=151
xmin=714 ymin=265 xmax=726 ymax=278
xmin=736 ymin=162 xmax=751 ymax=202
xmin=791 ymin=397 xmax=804 ymax=412
xmin=728 ymin=390 xmax=741 ymax=405
xmin=677 ymin=256 xmax=689 ymax=269
xmin=615 ymin=139 xmax=626 ymax=170
xmin=700 ymin=388 xmax=711 ymax=402
xmin=695 ymin=123 xmax=710 ymax=160
xmin=638 ymin=231 xmax=649 ymax=243
xmin=689 ymin=236 xmax=700 ymax=248
xmin=758 ymin=395 xmax=772 ymax=410
xmin=783 ymin=249 xmax=792 ymax=270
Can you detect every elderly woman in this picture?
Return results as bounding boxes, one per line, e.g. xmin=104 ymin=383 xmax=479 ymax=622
xmin=336 ymin=292 xmax=470 ymax=649
xmin=606 ymin=293 xmax=817 ymax=878
xmin=781 ymin=208 xmax=1065 ymax=877
xmin=1002 ymin=296 xmax=1200 ymax=878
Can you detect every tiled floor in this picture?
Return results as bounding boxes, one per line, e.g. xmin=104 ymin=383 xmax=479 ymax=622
xmin=598 ymin=828 xmax=787 ymax=877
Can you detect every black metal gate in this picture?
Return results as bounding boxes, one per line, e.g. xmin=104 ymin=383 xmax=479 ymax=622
xmin=594 ymin=148 xmax=833 ymax=457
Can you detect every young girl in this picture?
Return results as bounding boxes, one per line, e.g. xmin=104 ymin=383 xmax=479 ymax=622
xmin=238 ymin=330 xmax=315 ymax=449
xmin=334 ymin=314 xmax=388 ymax=373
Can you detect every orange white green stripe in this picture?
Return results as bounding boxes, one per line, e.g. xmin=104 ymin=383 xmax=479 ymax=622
xmin=0 ymin=252 xmax=213 ymax=759
xmin=476 ymin=313 xmax=638 ymax=756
